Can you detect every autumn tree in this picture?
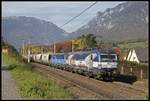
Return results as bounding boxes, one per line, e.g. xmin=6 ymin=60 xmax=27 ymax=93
xmin=115 ymin=47 xmax=124 ymax=63
xmin=74 ymin=34 xmax=97 ymax=51
xmin=61 ymin=41 xmax=72 ymax=52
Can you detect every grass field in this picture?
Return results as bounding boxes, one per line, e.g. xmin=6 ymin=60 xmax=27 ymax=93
xmin=118 ymin=41 xmax=148 ymax=49
xmin=2 ymin=53 xmax=72 ymax=99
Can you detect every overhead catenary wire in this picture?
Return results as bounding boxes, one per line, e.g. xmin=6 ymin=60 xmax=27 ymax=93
xmin=45 ymin=2 xmax=98 ymax=45
xmin=28 ymin=2 xmax=98 ymax=54
xmin=60 ymin=1 xmax=98 ymax=28
xmin=60 ymin=2 xmax=98 ymax=53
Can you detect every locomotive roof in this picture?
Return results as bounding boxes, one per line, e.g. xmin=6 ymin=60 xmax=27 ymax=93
xmin=34 ymin=49 xmax=117 ymax=56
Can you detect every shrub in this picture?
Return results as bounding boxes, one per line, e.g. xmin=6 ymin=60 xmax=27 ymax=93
xmin=3 ymin=53 xmax=72 ymax=99
xmin=118 ymin=61 xmax=148 ymax=69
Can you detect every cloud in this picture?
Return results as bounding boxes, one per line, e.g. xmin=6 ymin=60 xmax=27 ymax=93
xmin=2 ymin=1 xmax=123 ymax=32
xmin=2 ymin=2 xmax=94 ymax=14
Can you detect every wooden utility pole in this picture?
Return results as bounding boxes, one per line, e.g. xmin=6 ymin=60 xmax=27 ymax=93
xmin=130 ymin=67 xmax=133 ymax=73
xmin=89 ymin=50 xmax=92 ymax=72
xmin=41 ymin=46 xmax=43 ymax=54
xmin=22 ymin=40 xmax=24 ymax=55
xmin=27 ymin=41 xmax=30 ymax=63
xmin=140 ymin=69 xmax=143 ymax=79
xmin=54 ymin=43 xmax=56 ymax=54
xmin=121 ymin=66 xmax=124 ymax=74
xmin=72 ymin=40 xmax=74 ymax=52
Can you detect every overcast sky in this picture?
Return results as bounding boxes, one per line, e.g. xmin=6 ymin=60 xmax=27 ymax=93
xmin=2 ymin=1 xmax=123 ymax=32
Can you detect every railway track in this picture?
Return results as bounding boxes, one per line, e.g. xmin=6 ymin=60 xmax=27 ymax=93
xmin=31 ymin=62 xmax=145 ymax=100
xmin=32 ymin=64 xmax=107 ymax=99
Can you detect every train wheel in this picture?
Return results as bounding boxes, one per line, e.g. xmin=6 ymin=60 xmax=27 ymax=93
xmin=88 ymin=73 xmax=94 ymax=78
xmin=72 ymin=69 xmax=76 ymax=73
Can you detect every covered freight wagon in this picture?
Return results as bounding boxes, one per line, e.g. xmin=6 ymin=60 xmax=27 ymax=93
xmin=41 ymin=53 xmax=51 ymax=64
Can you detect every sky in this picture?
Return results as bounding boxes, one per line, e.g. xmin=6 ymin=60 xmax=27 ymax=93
xmin=2 ymin=1 xmax=123 ymax=32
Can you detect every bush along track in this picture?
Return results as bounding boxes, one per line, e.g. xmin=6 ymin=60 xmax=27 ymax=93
xmin=2 ymin=53 xmax=72 ymax=99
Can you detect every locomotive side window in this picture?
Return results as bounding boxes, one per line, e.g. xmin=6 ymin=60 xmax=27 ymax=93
xmin=93 ymin=56 xmax=99 ymax=62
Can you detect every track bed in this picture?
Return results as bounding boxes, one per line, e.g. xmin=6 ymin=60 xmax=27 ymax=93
xmin=31 ymin=62 xmax=145 ymax=100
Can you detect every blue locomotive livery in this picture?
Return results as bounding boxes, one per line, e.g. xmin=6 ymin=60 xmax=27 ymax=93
xmin=51 ymin=53 xmax=68 ymax=65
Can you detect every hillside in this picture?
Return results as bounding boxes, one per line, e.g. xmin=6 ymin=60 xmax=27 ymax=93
xmin=72 ymin=1 xmax=148 ymax=41
xmin=2 ymin=16 xmax=69 ymax=50
xmin=118 ymin=40 xmax=148 ymax=50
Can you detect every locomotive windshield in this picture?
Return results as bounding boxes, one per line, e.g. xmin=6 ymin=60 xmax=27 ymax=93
xmin=73 ymin=53 xmax=89 ymax=60
xmin=101 ymin=54 xmax=117 ymax=62
xmin=80 ymin=53 xmax=89 ymax=60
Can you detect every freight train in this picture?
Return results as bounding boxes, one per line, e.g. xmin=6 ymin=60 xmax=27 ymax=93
xmin=24 ymin=49 xmax=119 ymax=81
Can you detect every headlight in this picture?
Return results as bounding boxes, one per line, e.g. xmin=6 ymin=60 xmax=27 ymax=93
xmin=113 ymin=70 xmax=116 ymax=74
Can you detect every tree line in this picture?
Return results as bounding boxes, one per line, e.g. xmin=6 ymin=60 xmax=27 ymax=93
xmin=21 ymin=34 xmax=120 ymax=55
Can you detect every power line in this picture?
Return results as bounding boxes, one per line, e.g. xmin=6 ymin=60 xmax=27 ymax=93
xmin=39 ymin=2 xmax=98 ymax=50
xmin=60 ymin=1 xmax=98 ymax=28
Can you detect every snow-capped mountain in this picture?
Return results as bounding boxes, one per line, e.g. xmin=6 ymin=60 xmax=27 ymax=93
xmin=72 ymin=1 xmax=148 ymax=41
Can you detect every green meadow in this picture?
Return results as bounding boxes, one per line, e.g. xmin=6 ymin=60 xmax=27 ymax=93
xmin=2 ymin=53 xmax=72 ymax=99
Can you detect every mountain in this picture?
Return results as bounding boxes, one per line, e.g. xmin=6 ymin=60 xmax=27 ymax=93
xmin=72 ymin=1 xmax=148 ymax=41
xmin=2 ymin=16 xmax=69 ymax=50
xmin=2 ymin=2 xmax=148 ymax=50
